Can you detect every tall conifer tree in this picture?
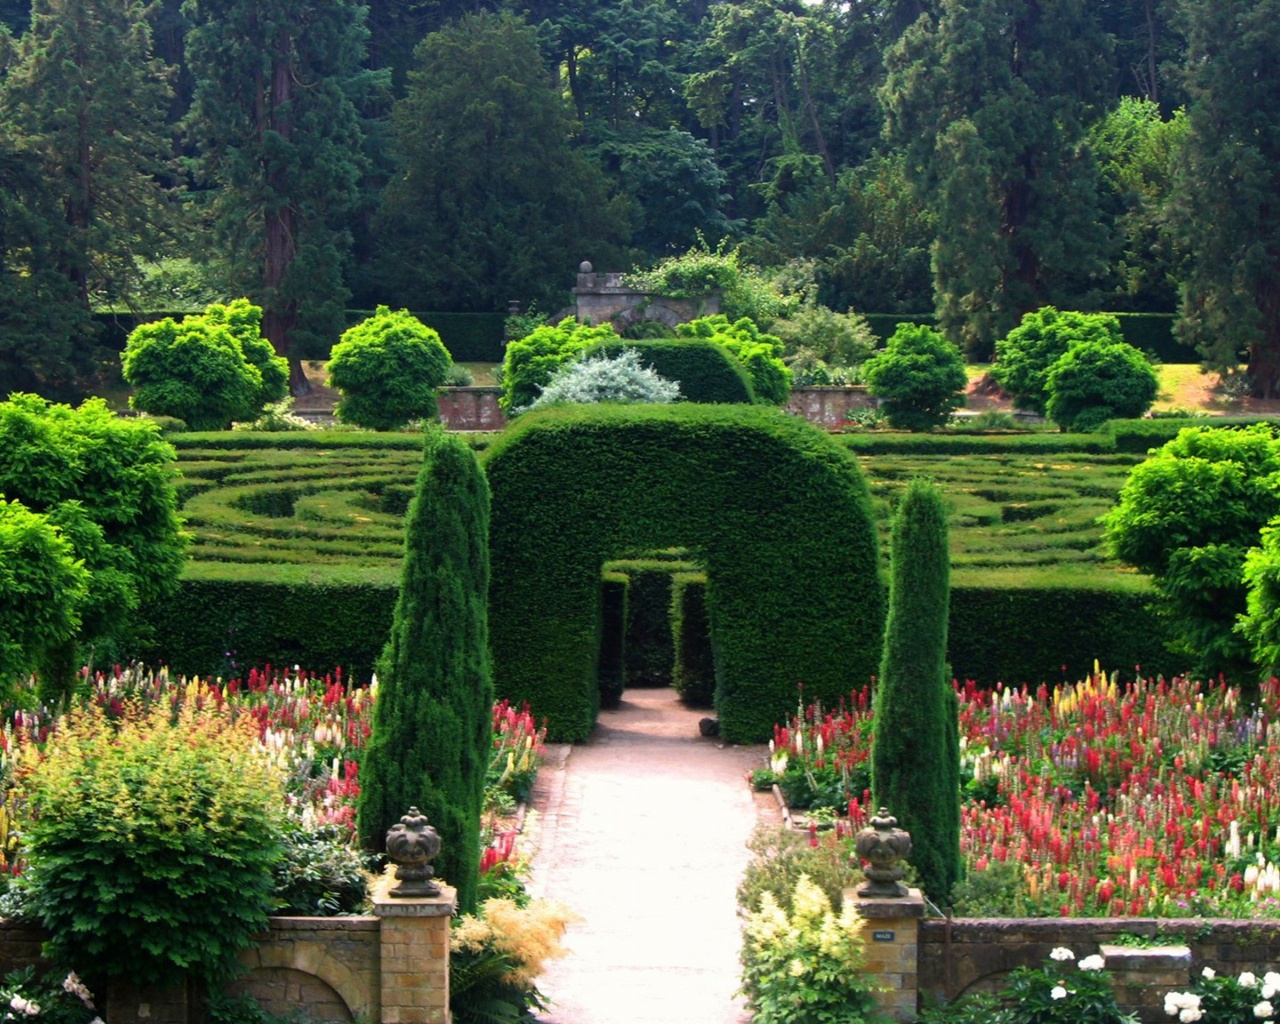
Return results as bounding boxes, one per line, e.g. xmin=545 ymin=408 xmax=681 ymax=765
xmin=182 ymin=0 xmax=383 ymax=392
xmin=1168 ymin=0 xmax=1280 ymax=397
xmin=882 ymin=0 xmax=1111 ymax=358
xmin=871 ymin=477 xmax=961 ymax=904
xmin=357 ymin=430 xmax=493 ymax=914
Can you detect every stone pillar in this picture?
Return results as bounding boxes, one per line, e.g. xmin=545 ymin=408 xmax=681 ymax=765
xmin=846 ymin=887 xmax=925 ymax=1022
xmin=1100 ymin=943 xmax=1192 ymax=1024
xmin=373 ymin=881 xmax=457 ymax=1024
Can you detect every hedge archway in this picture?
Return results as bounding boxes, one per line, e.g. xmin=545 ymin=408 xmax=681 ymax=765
xmin=483 ymin=404 xmax=885 ymax=742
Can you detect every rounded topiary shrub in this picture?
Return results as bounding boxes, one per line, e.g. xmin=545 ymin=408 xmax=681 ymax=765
xmin=582 ymin=340 xmax=755 ymax=404
xmin=17 ymin=700 xmax=284 ymax=987
xmin=327 ymin=306 xmax=453 ymax=430
xmin=863 ymin=322 xmax=968 ymax=431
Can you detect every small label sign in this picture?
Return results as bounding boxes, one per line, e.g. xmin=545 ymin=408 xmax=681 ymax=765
xmin=872 ymin=930 xmax=895 ymax=943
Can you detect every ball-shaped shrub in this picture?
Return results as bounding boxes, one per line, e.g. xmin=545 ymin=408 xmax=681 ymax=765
xmin=327 ymin=306 xmax=453 ymax=430
xmin=527 ymin=349 xmax=681 ymax=410
xmin=992 ymin=308 xmax=1124 ymax=415
xmin=674 ymin=315 xmax=791 ymax=404
xmin=122 ymin=306 xmax=277 ymax=431
xmin=863 ymin=323 xmax=968 ymax=430
xmin=203 ymin=298 xmax=290 ymax=408
xmin=499 ymin=317 xmax=620 ymax=414
xmin=1044 ymin=340 xmax=1159 ymax=431
xmin=18 ymin=700 xmax=284 ymax=987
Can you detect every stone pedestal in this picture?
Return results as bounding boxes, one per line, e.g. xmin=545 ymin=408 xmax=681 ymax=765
xmin=845 ymin=887 xmax=925 ymax=1022
xmin=373 ymin=881 xmax=457 ymax=1024
xmin=1100 ymin=944 xmax=1192 ymax=1024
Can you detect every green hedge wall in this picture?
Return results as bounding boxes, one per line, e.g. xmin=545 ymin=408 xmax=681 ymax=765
xmin=670 ymin=572 xmax=715 ymax=708
xmin=598 ymin=572 xmax=629 ymax=709
xmin=839 ymin=431 xmax=1118 ymax=455
xmin=138 ymin=564 xmax=398 ymax=684
xmin=947 ymin=571 xmax=1176 ymax=684
xmin=605 ymin=556 xmax=698 ymax=691
xmin=483 ymin=403 xmax=886 ymax=743
xmin=583 ymin=340 xmax=755 ymax=403
xmin=1104 ymin=417 xmax=1280 ymax=453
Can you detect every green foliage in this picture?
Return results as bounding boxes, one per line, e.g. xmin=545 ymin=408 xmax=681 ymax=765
xmin=597 ymin=573 xmax=629 ymax=710
xmin=327 ymin=306 xmax=453 ymax=431
xmin=1242 ymin=521 xmax=1280 ymax=677
xmin=358 ymin=429 xmax=492 ymax=913
xmin=1163 ymin=967 xmax=1280 ymax=1024
xmin=675 ymin=315 xmax=791 ymax=405
xmin=0 ymin=393 xmax=186 ymax=692
xmin=739 ymin=875 xmax=882 ymax=1024
xmin=483 ymin=404 xmax=884 ymax=743
xmin=499 ymin=318 xmax=620 ymax=414
xmin=123 ymin=301 xmax=288 ymax=430
xmin=771 ymin=303 xmax=878 ymax=370
xmin=0 ymin=967 xmax=98 ymax=1024
xmin=872 ymin=478 xmax=961 ymax=903
xmin=372 ymin=11 xmax=629 ymax=313
xmin=864 ymin=323 xmax=968 ymax=431
xmin=993 ymin=308 xmax=1127 ymax=416
xmin=527 ymin=349 xmax=681 ymax=410
xmin=582 ymin=340 xmax=755 ymax=404
xmin=671 ymin=572 xmax=716 ymax=708
xmin=628 ymin=241 xmax=795 ymax=326
xmin=17 ymin=700 xmax=284 ymax=987
xmin=272 ymin=821 xmax=370 ymax=916
xmin=0 ymin=498 xmax=87 ymax=692
xmin=1103 ymin=424 xmax=1280 ymax=680
xmin=1044 ymin=340 xmax=1159 ymax=432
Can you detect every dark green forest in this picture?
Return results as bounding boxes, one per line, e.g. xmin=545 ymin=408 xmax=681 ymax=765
xmin=2 ymin=0 xmax=1278 ymax=396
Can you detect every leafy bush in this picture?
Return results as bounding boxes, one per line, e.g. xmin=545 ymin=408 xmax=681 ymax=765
xmin=499 ymin=317 xmax=619 ymax=414
xmin=1044 ymin=340 xmax=1159 ymax=431
xmin=771 ymin=303 xmax=877 ymax=368
xmin=450 ymin=897 xmax=576 ymax=1024
xmin=737 ymin=825 xmax=864 ymax=918
xmin=992 ymin=308 xmax=1126 ymax=416
xmin=123 ymin=299 xmax=288 ymax=430
xmin=739 ymin=874 xmax=881 ymax=1024
xmin=16 ymin=699 xmax=285 ymax=987
xmin=0 ymin=967 xmax=98 ymax=1024
xmin=327 ymin=306 xmax=453 ymax=431
xmin=582 ymin=339 xmax=755 ymax=403
xmin=1164 ymin=967 xmax=1280 ymax=1024
xmin=527 ymin=349 xmax=681 ymax=410
xmin=675 ymin=314 xmax=791 ymax=404
xmin=272 ymin=821 xmax=370 ymax=916
xmin=863 ymin=322 xmax=968 ymax=430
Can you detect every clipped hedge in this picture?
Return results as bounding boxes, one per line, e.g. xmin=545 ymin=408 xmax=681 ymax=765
xmin=483 ymin=403 xmax=886 ymax=743
xmin=947 ymin=570 xmax=1176 ymax=684
xmin=606 ymin=555 xmax=698 ymax=691
xmin=138 ymin=563 xmax=398 ymax=684
xmin=599 ymin=572 xmax=629 ymax=709
xmin=1104 ymin=417 xmax=1280 ymax=453
xmin=839 ymin=431 xmax=1117 ymax=455
xmin=582 ymin=339 xmax=755 ymax=404
xmin=670 ymin=572 xmax=715 ymax=708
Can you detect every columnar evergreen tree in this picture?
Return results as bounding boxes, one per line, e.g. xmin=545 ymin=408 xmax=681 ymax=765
xmin=882 ymin=0 xmax=1112 ymax=358
xmin=357 ymin=429 xmax=493 ymax=913
xmin=1167 ymin=0 xmax=1280 ymax=397
xmin=871 ymin=477 xmax=960 ymax=904
xmin=182 ymin=0 xmax=383 ymax=392
xmin=1 ymin=0 xmax=176 ymax=309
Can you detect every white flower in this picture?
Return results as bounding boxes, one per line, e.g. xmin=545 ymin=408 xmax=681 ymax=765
xmin=1266 ymin=985 xmax=1278 ymax=1001
xmin=1180 ymin=1010 xmax=1203 ymax=1023
xmin=1079 ymin=954 xmax=1106 ymax=971
xmin=1266 ymin=973 xmax=1280 ymax=989
xmin=1255 ymin=1002 xmax=1275 ymax=1019
xmin=1050 ymin=986 xmax=1068 ymax=1000
xmin=1243 ymin=973 xmax=1260 ymax=988
xmin=1050 ymin=947 xmax=1076 ymax=961
xmin=1203 ymin=967 xmax=1217 ymax=980
xmin=7 ymin=997 xmax=37 ymax=1017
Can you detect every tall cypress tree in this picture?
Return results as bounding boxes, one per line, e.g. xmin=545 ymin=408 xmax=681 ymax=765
xmin=357 ymin=429 xmax=493 ymax=914
xmin=182 ymin=0 xmax=384 ymax=392
xmin=871 ymin=477 xmax=961 ymax=904
xmin=881 ymin=0 xmax=1111 ymax=358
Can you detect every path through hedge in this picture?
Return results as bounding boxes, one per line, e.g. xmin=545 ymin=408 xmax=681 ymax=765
xmin=525 ymin=688 xmax=775 ymax=1024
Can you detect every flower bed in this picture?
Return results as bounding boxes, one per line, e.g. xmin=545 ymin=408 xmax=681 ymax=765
xmin=759 ymin=671 xmax=1280 ymax=917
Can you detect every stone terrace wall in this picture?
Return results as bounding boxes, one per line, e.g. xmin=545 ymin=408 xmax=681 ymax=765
xmin=920 ymin=917 xmax=1280 ymax=1022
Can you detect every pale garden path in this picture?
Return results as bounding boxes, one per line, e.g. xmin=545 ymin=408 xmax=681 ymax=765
xmin=524 ymin=687 xmax=777 ymax=1024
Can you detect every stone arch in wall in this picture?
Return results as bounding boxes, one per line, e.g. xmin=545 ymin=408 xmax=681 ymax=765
xmin=570 ymin=262 xmax=720 ymax=332
xmin=237 ymin=939 xmax=377 ymax=1022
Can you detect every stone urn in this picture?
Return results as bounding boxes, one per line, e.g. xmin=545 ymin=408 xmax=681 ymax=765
xmin=854 ymin=807 xmax=912 ymax=898
xmin=385 ymin=806 xmax=442 ymax=898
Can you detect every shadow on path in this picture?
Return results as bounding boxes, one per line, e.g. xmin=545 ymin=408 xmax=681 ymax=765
xmin=525 ymin=688 xmax=776 ymax=1024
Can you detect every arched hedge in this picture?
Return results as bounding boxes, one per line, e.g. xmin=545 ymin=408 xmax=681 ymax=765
xmin=483 ymin=404 xmax=885 ymax=742
xmin=581 ymin=339 xmax=755 ymax=404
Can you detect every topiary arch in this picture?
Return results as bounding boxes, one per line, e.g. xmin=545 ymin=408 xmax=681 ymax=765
xmin=482 ymin=404 xmax=885 ymax=743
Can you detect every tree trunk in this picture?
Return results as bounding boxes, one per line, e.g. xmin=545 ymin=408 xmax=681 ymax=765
xmin=1248 ymin=279 xmax=1280 ymax=398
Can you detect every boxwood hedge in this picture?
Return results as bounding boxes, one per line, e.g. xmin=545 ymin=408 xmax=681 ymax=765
xmin=482 ymin=404 xmax=886 ymax=742
xmin=581 ymin=339 xmax=755 ymax=404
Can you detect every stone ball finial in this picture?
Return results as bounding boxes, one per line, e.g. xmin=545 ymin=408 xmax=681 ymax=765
xmin=579 ymin=260 xmax=594 ymax=274
xmin=853 ymin=807 xmax=913 ymax=898
xmin=385 ymin=806 xmax=442 ymax=898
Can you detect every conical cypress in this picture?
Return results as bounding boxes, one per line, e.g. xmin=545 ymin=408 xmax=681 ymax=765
xmin=357 ymin=428 xmax=493 ymax=913
xmin=871 ymin=477 xmax=962 ymax=904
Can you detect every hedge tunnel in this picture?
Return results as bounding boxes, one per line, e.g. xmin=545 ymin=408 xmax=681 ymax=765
xmin=482 ymin=403 xmax=886 ymax=743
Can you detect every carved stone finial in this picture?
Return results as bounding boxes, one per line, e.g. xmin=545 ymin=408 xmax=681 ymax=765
xmin=853 ymin=807 xmax=913 ymax=898
xmin=578 ymin=260 xmax=594 ymax=274
xmin=385 ymin=807 xmax=442 ymax=898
